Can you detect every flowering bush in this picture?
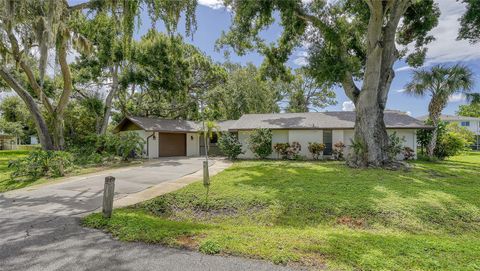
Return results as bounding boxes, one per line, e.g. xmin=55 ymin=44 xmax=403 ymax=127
xmin=403 ymin=147 xmax=415 ymax=160
xmin=273 ymin=143 xmax=290 ymax=159
xmin=333 ymin=141 xmax=346 ymax=160
xmin=308 ymin=142 xmax=325 ymax=160
xmin=286 ymin=142 xmax=301 ymax=160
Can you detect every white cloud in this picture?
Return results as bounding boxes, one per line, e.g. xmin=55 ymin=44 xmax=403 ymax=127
xmin=198 ymin=0 xmax=224 ymax=9
xmin=394 ymin=66 xmax=415 ymax=73
xmin=293 ymin=51 xmax=309 ymax=66
xmin=423 ymin=0 xmax=480 ymax=64
xmin=448 ymin=93 xmax=467 ymax=103
xmin=395 ymin=88 xmax=406 ymax=93
xmin=406 ymin=111 xmax=412 ymax=116
xmin=342 ymin=101 xmax=355 ymax=111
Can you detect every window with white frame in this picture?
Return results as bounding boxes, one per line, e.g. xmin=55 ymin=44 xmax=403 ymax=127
xmin=461 ymin=121 xmax=470 ymax=127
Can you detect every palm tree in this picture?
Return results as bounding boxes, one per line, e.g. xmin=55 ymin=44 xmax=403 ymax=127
xmin=405 ymin=64 xmax=474 ymax=157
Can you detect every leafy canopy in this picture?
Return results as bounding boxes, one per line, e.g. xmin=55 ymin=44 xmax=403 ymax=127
xmin=218 ymin=0 xmax=440 ymax=85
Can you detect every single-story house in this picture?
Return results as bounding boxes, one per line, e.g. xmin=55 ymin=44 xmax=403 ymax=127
xmin=115 ymin=110 xmax=429 ymax=159
xmin=0 ymin=133 xmax=18 ymax=150
xmin=418 ymin=114 xmax=480 ymax=150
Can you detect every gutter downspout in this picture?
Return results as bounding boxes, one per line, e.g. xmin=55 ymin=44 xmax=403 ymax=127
xmin=146 ymin=132 xmax=155 ymax=158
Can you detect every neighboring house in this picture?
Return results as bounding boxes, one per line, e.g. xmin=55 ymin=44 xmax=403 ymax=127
xmin=115 ymin=110 xmax=429 ymax=159
xmin=0 ymin=133 xmax=18 ymax=150
xmin=30 ymin=135 xmax=39 ymax=145
xmin=418 ymin=114 xmax=480 ymax=150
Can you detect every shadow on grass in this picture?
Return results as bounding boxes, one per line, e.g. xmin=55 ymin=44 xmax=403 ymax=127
xmin=300 ymin=230 xmax=480 ymax=271
xmin=224 ymin=160 xmax=480 ymax=234
xmin=83 ymin=209 xmax=214 ymax=245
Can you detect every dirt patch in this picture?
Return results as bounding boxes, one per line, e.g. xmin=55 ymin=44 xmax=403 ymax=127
xmin=176 ymin=235 xmax=199 ymax=250
xmin=336 ymin=216 xmax=367 ymax=229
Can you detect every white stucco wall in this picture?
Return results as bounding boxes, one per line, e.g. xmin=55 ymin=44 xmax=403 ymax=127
xmin=146 ymin=132 xmax=158 ymax=158
xmin=388 ymin=129 xmax=416 ymax=159
xmin=238 ymin=131 xmax=253 ymax=159
xmin=342 ymin=129 xmax=417 ymax=159
xmin=238 ymin=128 xmax=419 ymax=160
xmin=288 ymin=130 xmax=323 ymax=159
xmin=187 ymin=133 xmax=200 ymax=157
xmin=332 ymin=130 xmax=344 ymax=145
xmin=270 ymin=130 xmax=289 ymax=159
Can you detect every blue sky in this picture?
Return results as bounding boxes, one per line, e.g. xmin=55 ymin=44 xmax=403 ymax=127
xmin=81 ymin=0 xmax=480 ymax=117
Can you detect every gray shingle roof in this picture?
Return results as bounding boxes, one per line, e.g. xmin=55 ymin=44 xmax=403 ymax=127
xmin=115 ymin=116 xmax=237 ymax=133
xmin=116 ymin=110 xmax=428 ymax=133
xmin=119 ymin=116 xmax=200 ymax=132
xmin=229 ymin=111 xmax=429 ymax=130
xmin=418 ymin=114 xmax=480 ymax=121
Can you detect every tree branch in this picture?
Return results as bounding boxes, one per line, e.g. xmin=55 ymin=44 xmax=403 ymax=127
xmin=67 ymin=0 xmax=98 ymax=11
xmin=4 ymin=20 xmax=55 ymax=113
xmin=342 ymin=72 xmax=360 ymax=102
xmin=56 ymin=36 xmax=73 ymax=116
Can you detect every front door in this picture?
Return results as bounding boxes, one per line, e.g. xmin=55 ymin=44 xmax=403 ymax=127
xmin=323 ymin=130 xmax=333 ymax=155
xmin=158 ymin=133 xmax=186 ymax=157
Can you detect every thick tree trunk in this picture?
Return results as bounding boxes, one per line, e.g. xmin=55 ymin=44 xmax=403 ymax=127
xmin=427 ymin=125 xmax=438 ymax=157
xmin=349 ymin=93 xmax=390 ymax=167
xmin=98 ymin=65 xmax=119 ymax=135
xmin=0 ymin=68 xmax=54 ymax=150
xmin=52 ymin=113 xmax=65 ymax=150
xmin=427 ymin=100 xmax=443 ymax=158
xmin=54 ymin=36 xmax=73 ymax=150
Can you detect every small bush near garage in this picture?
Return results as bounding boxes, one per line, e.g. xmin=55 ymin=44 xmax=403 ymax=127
xmin=248 ymin=128 xmax=272 ymax=159
xmin=218 ymin=133 xmax=244 ymax=160
xmin=116 ymin=132 xmax=145 ymax=161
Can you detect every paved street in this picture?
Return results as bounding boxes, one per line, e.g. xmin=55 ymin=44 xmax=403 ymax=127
xmin=0 ymin=158 xmax=294 ymax=271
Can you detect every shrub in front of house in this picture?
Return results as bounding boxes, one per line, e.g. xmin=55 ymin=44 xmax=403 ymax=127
xmin=308 ymin=142 xmax=325 ymax=160
xmin=273 ymin=143 xmax=289 ymax=159
xmin=117 ymin=131 xmax=145 ymax=161
xmin=218 ymin=133 xmax=244 ymax=160
xmin=332 ymin=141 xmax=346 ymax=160
xmin=387 ymin=132 xmax=405 ymax=160
xmin=434 ymin=131 xmax=469 ymax=159
xmin=248 ymin=128 xmax=272 ymax=159
xmin=403 ymin=147 xmax=415 ymax=160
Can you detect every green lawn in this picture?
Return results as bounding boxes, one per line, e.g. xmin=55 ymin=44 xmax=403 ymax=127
xmin=0 ymin=150 xmax=143 ymax=193
xmin=83 ymin=152 xmax=480 ymax=270
xmin=0 ymin=150 xmax=34 ymax=192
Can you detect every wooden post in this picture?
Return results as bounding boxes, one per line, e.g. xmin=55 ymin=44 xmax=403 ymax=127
xmin=102 ymin=176 xmax=115 ymax=218
xmin=203 ymin=160 xmax=210 ymax=187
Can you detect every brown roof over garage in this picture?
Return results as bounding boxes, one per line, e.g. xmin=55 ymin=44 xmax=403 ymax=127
xmin=114 ymin=116 xmax=237 ymax=133
xmin=114 ymin=116 xmax=200 ymax=133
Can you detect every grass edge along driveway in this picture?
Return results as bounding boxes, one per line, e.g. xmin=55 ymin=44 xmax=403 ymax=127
xmin=83 ymin=152 xmax=480 ymax=271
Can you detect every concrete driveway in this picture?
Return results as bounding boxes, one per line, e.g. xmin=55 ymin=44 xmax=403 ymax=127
xmin=1 ymin=157 xmax=212 ymax=216
xmin=0 ymin=157 xmax=295 ymax=271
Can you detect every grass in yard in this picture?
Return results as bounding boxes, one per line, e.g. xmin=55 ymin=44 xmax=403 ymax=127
xmin=0 ymin=150 xmax=144 ymax=193
xmin=0 ymin=150 xmax=35 ymax=192
xmin=83 ymin=152 xmax=480 ymax=270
